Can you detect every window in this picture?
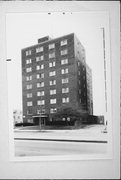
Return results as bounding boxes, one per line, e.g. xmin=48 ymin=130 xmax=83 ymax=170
xmin=36 ymin=55 xmax=44 ymax=61
xmin=79 ymin=80 xmax=80 ymax=85
xmin=27 ymin=101 xmax=32 ymax=106
xmin=36 ymin=73 xmax=44 ymax=79
xmin=49 ymin=43 xmax=55 ymax=49
xmin=37 ymin=82 xmax=44 ymax=88
xmin=40 ymin=64 xmax=44 ymax=69
xmin=49 ymin=71 xmax=56 ymax=76
xmin=62 ymin=78 xmax=69 ymax=84
xmin=50 ymin=108 xmax=57 ymax=113
xmin=37 ymin=109 xmax=45 ymax=114
xmin=50 ymin=80 xmax=56 ymax=86
xmin=36 ymin=65 xmax=40 ymax=70
xmin=26 ymin=67 xmax=32 ymax=72
xmin=36 ymin=64 xmax=44 ymax=70
xmin=62 ymin=88 xmax=69 ymax=93
xmin=78 ymin=62 xmax=80 ymax=66
xmin=37 ymin=91 xmax=44 ymax=96
xmin=37 ymin=100 xmax=45 ymax=105
xmin=61 ymin=39 xmax=67 ymax=46
xmin=26 ymin=84 xmax=32 ymax=89
xmin=26 ymin=50 xmax=31 ymax=56
xmin=49 ymin=52 xmax=55 ymax=59
xmin=62 ymin=97 xmax=69 ymax=103
xmin=26 ymin=59 xmax=32 ymax=64
xmin=26 ymin=75 xmax=32 ymax=81
xmin=36 ymin=47 xmax=43 ymax=53
xmin=50 ymin=89 xmax=56 ymax=95
xmin=50 ymin=99 xmax=56 ymax=104
xmin=61 ymin=58 xmax=68 ymax=65
xmin=78 ymin=71 xmax=80 ymax=75
xmin=49 ymin=61 xmax=55 ymax=67
xmin=61 ymin=68 xmax=68 ymax=74
xmin=61 ymin=49 xmax=68 ymax=55
xmin=27 ymin=93 xmax=32 ymax=98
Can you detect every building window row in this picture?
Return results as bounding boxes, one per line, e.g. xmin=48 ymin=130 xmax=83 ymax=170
xmin=26 ymin=63 xmax=69 ymax=73
xmin=26 ymin=40 xmax=68 ymax=56
xmin=27 ymin=97 xmax=69 ymax=107
xmin=26 ymin=78 xmax=69 ymax=90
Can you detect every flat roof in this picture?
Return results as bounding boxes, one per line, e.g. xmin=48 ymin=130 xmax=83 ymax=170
xmin=22 ymin=33 xmax=74 ymax=51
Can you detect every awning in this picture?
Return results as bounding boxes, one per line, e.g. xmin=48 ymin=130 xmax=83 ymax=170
xmin=32 ymin=115 xmax=48 ymax=118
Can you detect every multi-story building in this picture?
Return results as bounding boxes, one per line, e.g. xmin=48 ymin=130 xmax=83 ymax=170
xmin=13 ymin=110 xmax=23 ymax=125
xmin=21 ymin=33 xmax=93 ymax=126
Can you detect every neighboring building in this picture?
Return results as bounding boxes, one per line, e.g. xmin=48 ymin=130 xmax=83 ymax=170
xmin=86 ymin=64 xmax=93 ymax=115
xmin=21 ymin=33 xmax=93 ymax=126
xmin=13 ymin=110 xmax=23 ymax=125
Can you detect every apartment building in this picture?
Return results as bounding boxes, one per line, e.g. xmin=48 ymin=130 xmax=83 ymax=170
xmin=21 ymin=33 xmax=93 ymax=126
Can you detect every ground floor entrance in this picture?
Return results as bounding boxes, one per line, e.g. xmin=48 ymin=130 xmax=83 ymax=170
xmin=33 ymin=115 xmax=48 ymax=128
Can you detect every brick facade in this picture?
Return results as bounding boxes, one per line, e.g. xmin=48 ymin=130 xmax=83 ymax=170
xmin=21 ymin=33 xmax=93 ymax=124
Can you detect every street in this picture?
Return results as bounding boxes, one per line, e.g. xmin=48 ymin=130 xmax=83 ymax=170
xmin=15 ymin=139 xmax=107 ymax=156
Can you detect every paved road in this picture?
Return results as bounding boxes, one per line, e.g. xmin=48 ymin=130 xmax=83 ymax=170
xmin=15 ymin=139 xmax=107 ymax=156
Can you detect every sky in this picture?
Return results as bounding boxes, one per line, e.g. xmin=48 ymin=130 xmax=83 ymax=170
xmin=6 ymin=12 xmax=110 ymax=116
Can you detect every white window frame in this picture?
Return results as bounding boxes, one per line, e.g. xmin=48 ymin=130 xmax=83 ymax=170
xmin=50 ymin=99 xmax=56 ymax=104
xmin=61 ymin=68 xmax=68 ymax=74
xmin=62 ymin=97 xmax=69 ymax=103
xmin=49 ymin=52 xmax=55 ymax=59
xmin=26 ymin=75 xmax=32 ymax=81
xmin=36 ymin=65 xmax=40 ymax=70
xmin=26 ymin=59 xmax=32 ymax=64
xmin=50 ymin=80 xmax=56 ymax=86
xmin=26 ymin=67 xmax=32 ymax=72
xmin=27 ymin=93 xmax=32 ymax=98
xmin=49 ymin=43 xmax=55 ymax=49
xmin=36 ymin=47 xmax=43 ymax=53
xmin=61 ymin=39 xmax=67 ymax=46
xmin=26 ymin=50 xmax=31 ymax=56
xmin=50 ymin=108 xmax=57 ymax=113
xmin=49 ymin=71 xmax=56 ymax=77
xmin=61 ymin=58 xmax=68 ymax=65
xmin=27 ymin=101 xmax=32 ymax=106
xmin=40 ymin=64 xmax=44 ymax=69
xmin=49 ymin=61 xmax=55 ymax=68
xmin=61 ymin=49 xmax=68 ymax=55
xmin=62 ymin=78 xmax=69 ymax=84
xmin=62 ymin=88 xmax=69 ymax=93
xmin=26 ymin=84 xmax=32 ymax=89
xmin=50 ymin=89 xmax=56 ymax=95
xmin=37 ymin=100 xmax=45 ymax=105
xmin=37 ymin=91 xmax=45 ymax=96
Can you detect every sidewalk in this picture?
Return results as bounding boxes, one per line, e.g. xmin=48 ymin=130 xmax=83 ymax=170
xmin=14 ymin=125 xmax=108 ymax=142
